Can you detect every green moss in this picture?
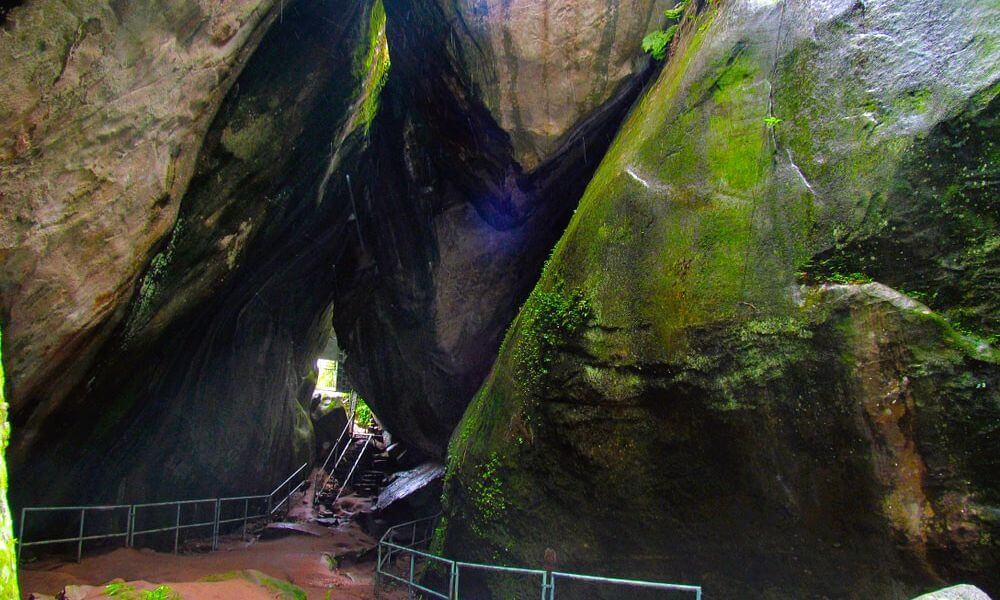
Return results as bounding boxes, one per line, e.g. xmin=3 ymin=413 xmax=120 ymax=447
xmin=201 ymin=570 xmax=306 ymax=600
xmin=0 ymin=328 xmax=16 ymax=600
xmin=511 ymin=276 xmax=592 ymax=395
xmin=220 ymin=113 xmax=276 ymax=161
xmin=124 ymin=217 xmax=187 ymax=340
xmin=355 ymin=0 xmax=390 ymax=132
xmin=469 ymin=453 xmax=507 ymax=537
xmin=104 ymin=582 xmax=180 ymax=599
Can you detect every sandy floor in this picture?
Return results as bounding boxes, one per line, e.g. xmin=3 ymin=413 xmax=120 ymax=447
xmin=19 ymin=493 xmax=390 ymax=599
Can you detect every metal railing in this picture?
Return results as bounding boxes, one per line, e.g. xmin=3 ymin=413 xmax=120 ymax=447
xmin=331 ymin=434 xmax=372 ymax=505
xmin=314 ymin=423 xmax=356 ymax=506
xmin=18 ymin=461 xmax=309 ymax=565
xmin=375 ymin=515 xmax=702 ymax=599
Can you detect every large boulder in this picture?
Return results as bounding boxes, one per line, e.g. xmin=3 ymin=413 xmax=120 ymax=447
xmin=5 ymin=0 xmax=386 ymax=507
xmin=0 ymin=0 xmax=280 ymax=436
xmin=438 ymin=0 xmax=1000 ymax=597
xmin=438 ymin=0 xmax=672 ymax=168
xmin=332 ymin=0 xmax=668 ymax=456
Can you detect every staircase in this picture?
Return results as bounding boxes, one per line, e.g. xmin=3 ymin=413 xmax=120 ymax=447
xmin=315 ymin=428 xmax=389 ymax=506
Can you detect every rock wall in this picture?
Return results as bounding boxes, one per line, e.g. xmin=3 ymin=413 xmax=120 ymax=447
xmin=439 ymin=0 xmax=1000 ymax=596
xmin=333 ymin=0 xmax=665 ymax=456
xmin=5 ymin=0 xmax=384 ymax=507
xmin=0 ymin=0 xmax=280 ymax=436
xmin=437 ymin=0 xmax=671 ymax=168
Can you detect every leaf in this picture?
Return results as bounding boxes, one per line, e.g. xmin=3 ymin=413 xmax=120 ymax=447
xmin=642 ymin=26 xmax=678 ymax=61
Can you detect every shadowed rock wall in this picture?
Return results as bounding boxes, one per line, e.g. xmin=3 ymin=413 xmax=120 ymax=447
xmin=333 ymin=0 xmax=664 ymax=456
xmin=6 ymin=0 xmax=382 ymax=507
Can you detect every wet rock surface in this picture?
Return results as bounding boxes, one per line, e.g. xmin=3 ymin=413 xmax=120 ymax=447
xmin=439 ymin=0 xmax=1000 ymax=597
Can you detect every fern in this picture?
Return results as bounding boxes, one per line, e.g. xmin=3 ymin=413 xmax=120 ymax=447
xmin=664 ymin=0 xmax=690 ymax=21
xmin=642 ymin=25 xmax=678 ymax=61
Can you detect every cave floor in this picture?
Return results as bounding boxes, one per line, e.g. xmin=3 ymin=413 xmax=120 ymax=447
xmin=19 ymin=493 xmax=399 ymax=599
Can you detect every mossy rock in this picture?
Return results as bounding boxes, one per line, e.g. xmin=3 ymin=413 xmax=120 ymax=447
xmin=439 ymin=0 xmax=1000 ymax=597
xmin=201 ymin=570 xmax=306 ymax=600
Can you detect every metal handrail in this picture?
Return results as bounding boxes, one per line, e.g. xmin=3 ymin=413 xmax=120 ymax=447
xmin=314 ymin=432 xmax=357 ymax=506
xmin=318 ymin=417 xmax=353 ymax=475
xmin=312 ymin=395 xmax=360 ymax=506
xmin=374 ymin=513 xmax=702 ymax=599
xmin=18 ymin=462 xmax=309 ymax=566
xmin=331 ymin=434 xmax=372 ymax=505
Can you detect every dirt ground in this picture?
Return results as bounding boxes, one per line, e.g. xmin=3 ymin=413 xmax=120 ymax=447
xmin=19 ymin=493 xmax=397 ymax=600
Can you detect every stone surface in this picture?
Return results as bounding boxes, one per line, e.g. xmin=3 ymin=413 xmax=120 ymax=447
xmin=438 ymin=0 xmax=671 ymax=168
xmin=913 ymin=585 xmax=993 ymax=600
xmin=0 ymin=0 xmax=279 ymax=432
xmin=438 ymin=0 xmax=1000 ymax=597
xmin=333 ymin=0 xmax=658 ymax=457
xmin=7 ymin=0 xmax=384 ymax=508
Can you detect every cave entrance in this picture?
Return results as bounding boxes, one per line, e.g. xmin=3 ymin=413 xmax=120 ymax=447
xmin=309 ymin=331 xmax=380 ymax=458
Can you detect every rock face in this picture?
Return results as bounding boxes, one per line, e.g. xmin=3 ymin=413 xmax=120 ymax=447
xmin=6 ymin=0 xmax=385 ymax=507
xmin=332 ymin=0 xmax=663 ymax=456
xmin=3 ymin=0 xmax=668 ymax=510
xmin=913 ymin=585 xmax=993 ymax=600
xmin=438 ymin=0 xmax=671 ymax=168
xmin=0 ymin=0 xmax=280 ymax=437
xmin=439 ymin=0 xmax=1000 ymax=597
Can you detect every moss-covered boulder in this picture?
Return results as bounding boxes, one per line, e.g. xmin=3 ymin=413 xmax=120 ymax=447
xmin=440 ymin=0 xmax=1000 ymax=596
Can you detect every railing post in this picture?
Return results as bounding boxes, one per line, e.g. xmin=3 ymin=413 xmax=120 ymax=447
xmin=242 ymin=498 xmax=249 ymax=539
xmin=408 ymin=550 xmax=415 ymax=600
xmin=125 ymin=506 xmax=133 ymax=548
xmin=212 ymin=499 xmax=221 ymax=551
xmin=449 ymin=562 xmax=457 ymax=600
xmin=173 ymin=503 xmax=181 ymax=554
xmin=17 ymin=508 xmax=26 ymax=568
xmin=375 ymin=542 xmax=382 ymax=599
xmin=129 ymin=506 xmax=137 ymax=549
xmin=76 ymin=509 xmax=86 ymax=563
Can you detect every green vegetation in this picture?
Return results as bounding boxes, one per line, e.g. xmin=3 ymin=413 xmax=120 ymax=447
xmin=512 ymin=277 xmax=592 ymax=394
xmin=356 ymin=0 xmax=390 ymax=132
xmin=643 ymin=0 xmax=690 ymax=60
xmin=663 ymin=0 xmax=690 ymax=21
xmin=104 ymin=582 xmax=180 ymax=599
xmin=469 ymin=453 xmax=507 ymax=537
xmin=642 ymin=26 xmax=678 ymax=61
xmin=353 ymin=397 xmax=374 ymax=428
xmin=124 ymin=217 xmax=186 ymax=340
xmin=0 ymin=328 xmax=16 ymax=599
xmin=201 ymin=570 xmax=306 ymax=600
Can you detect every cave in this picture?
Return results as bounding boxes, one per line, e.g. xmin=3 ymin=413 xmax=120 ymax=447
xmin=0 ymin=0 xmax=998 ymax=598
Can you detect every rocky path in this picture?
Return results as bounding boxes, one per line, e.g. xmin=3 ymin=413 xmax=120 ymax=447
xmin=20 ymin=494 xmax=391 ymax=600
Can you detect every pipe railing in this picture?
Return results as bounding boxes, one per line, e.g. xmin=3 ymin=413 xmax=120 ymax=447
xmin=374 ymin=514 xmax=702 ymax=599
xmin=18 ymin=462 xmax=309 ymax=566
xmin=313 ymin=393 xmax=364 ymax=506
xmin=331 ymin=434 xmax=372 ymax=505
